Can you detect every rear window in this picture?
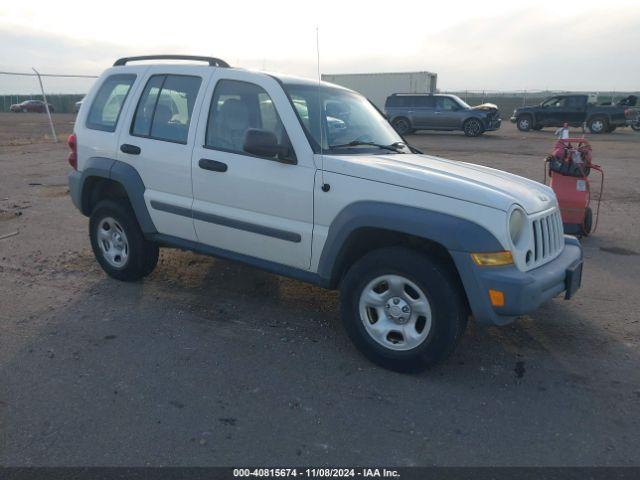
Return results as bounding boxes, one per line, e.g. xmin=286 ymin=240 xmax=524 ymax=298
xmin=86 ymin=74 xmax=136 ymax=132
xmin=131 ymin=74 xmax=202 ymax=144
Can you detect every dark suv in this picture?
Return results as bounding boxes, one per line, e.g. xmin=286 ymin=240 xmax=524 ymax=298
xmin=385 ymin=94 xmax=501 ymax=137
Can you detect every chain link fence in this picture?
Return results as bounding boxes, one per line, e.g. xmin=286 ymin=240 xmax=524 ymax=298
xmin=1 ymin=69 xmax=638 ymax=145
xmin=0 ymin=70 xmax=98 ymax=146
xmin=0 ymin=71 xmax=98 ymax=113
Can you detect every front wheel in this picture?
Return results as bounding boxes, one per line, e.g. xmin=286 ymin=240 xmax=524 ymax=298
xmin=631 ymin=121 xmax=640 ymax=132
xmin=340 ymin=247 xmax=468 ymax=372
xmin=463 ymin=118 xmax=483 ymax=137
xmin=588 ymin=117 xmax=608 ymax=134
xmin=89 ymin=200 xmax=159 ymax=281
xmin=516 ymin=116 xmax=532 ymax=131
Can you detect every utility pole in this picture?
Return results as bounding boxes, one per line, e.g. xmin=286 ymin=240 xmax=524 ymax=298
xmin=32 ymin=68 xmax=58 ymax=143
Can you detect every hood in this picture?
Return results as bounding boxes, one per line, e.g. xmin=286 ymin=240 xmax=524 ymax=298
xmin=324 ymin=153 xmax=557 ymax=214
xmin=472 ymin=102 xmax=498 ymax=111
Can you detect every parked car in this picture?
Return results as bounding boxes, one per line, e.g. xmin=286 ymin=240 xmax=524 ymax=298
xmin=384 ymin=93 xmax=502 ymax=137
xmin=9 ymin=100 xmax=55 ymax=113
xmin=74 ymin=98 xmax=84 ymax=113
xmin=67 ymin=55 xmax=582 ymax=371
xmin=511 ymin=94 xmax=632 ymax=134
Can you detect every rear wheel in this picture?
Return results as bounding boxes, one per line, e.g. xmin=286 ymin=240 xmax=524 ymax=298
xmin=89 ymin=200 xmax=159 ymax=281
xmin=588 ymin=117 xmax=608 ymax=134
xmin=631 ymin=121 xmax=640 ymax=132
xmin=340 ymin=247 xmax=468 ymax=372
xmin=463 ymin=118 xmax=483 ymax=137
xmin=392 ymin=117 xmax=412 ymax=136
xmin=516 ymin=116 xmax=532 ymax=131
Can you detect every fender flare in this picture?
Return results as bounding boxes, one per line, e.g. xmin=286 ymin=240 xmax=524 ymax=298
xmin=76 ymin=157 xmax=157 ymax=234
xmin=317 ymin=201 xmax=503 ymax=286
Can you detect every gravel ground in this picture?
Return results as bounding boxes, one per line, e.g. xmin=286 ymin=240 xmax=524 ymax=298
xmin=0 ymin=113 xmax=638 ymax=466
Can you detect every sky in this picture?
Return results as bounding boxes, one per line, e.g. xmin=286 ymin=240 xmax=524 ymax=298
xmin=1 ymin=0 xmax=639 ymax=94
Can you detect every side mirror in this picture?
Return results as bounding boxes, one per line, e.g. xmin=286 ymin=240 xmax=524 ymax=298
xmin=243 ymin=128 xmax=292 ymax=162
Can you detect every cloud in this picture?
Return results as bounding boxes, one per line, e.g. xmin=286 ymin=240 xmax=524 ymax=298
xmin=1 ymin=6 xmax=639 ymax=94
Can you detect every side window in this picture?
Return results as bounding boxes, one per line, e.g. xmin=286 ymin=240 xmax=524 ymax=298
xmin=131 ymin=74 xmax=202 ymax=144
xmin=205 ymin=79 xmax=295 ymax=162
xmin=415 ymin=96 xmax=435 ymax=108
xmin=86 ymin=74 xmax=136 ymax=132
xmin=436 ymin=97 xmax=458 ymax=110
xmin=291 ymin=95 xmax=310 ymax=130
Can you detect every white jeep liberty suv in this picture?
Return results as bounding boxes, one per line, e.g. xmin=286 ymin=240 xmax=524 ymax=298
xmin=68 ymin=55 xmax=583 ymax=371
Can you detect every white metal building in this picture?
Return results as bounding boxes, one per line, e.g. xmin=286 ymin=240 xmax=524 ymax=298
xmin=321 ymin=71 xmax=438 ymax=109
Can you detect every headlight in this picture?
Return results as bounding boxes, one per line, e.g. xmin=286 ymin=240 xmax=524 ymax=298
xmin=509 ymin=208 xmax=526 ymax=246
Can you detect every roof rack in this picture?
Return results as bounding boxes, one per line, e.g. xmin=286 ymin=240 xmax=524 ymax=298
xmin=391 ymin=92 xmax=434 ymax=96
xmin=113 ymin=55 xmax=230 ymax=67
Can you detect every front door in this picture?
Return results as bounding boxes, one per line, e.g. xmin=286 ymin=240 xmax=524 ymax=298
xmin=190 ymin=72 xmax=315 ymax=270
xmin=432 ymin=96 xmax=464 ymax=129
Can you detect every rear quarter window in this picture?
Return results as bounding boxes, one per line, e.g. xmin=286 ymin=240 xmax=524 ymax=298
xmin=86 ymin=74 xmax=136 ymax=132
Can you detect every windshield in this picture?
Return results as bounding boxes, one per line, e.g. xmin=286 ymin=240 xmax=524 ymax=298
xmin=282 ymin=83 xmax=409 ymax=154
xmin=451 ymin=95 xmax=471 ymax=109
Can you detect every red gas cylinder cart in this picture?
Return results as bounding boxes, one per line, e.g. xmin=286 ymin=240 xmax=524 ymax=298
xmin=544 ymin=138 xmax=604 ymax=237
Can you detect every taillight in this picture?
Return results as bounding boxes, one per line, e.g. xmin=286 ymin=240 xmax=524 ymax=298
xmin=67 ymin=133 xmax=77 ymax=170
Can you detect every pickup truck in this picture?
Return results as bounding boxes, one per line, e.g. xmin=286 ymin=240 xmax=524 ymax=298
xmin=511 ymin=94 xmax=632 ymax=134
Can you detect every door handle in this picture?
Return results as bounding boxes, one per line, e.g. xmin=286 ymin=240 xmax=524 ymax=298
xmin=199 ymin=158 xmax=228 ymax=172
xmin=120 ymin=144 xmax=141 ymax=155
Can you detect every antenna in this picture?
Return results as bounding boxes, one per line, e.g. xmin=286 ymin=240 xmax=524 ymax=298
xmin=316 ymin=27 xmax=329 ymax=192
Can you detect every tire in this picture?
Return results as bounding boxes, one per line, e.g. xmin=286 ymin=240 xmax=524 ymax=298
xmin=89 ymin=199 xmax=159 ymax=281
xmin=580 ymin=207 xmax=593 ymax=237
xmin=588 ymin=117 xmax=608 ymax=134
xmin=339 ymin=247 xmax=468 ymax=372
xmin=392 ymin=117 xmax=412 ymax=136
xmin=516 ymin=116 xmax=532 ymax=132
xmin=463 ymin=118 xmax=483 ymax=137
xmin=631 ymin=121 xmax=640 ymax=132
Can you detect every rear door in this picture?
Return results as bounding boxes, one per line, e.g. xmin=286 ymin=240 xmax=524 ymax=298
xmin=117 ymin=66 xmax=210 ymax=241
xmin=564 ymin=95 xmax=587 ymax=125
xmin=190 ymin=71 xmax=315 ymax=269
xmin=410 ymin=96 xmax=436 ymax=128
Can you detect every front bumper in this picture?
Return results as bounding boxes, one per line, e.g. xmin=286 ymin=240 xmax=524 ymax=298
xmin=484 ymin=117 xmax=502 ymax=132
xmin=451 ymin=236 xmax=583 ymax=326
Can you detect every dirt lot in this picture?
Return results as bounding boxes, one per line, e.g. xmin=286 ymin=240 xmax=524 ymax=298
xmin=1 ymin=113 xmax=639 ymax=466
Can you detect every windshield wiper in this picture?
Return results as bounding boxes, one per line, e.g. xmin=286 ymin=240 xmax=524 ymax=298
xmin=328 ymin=140 xmax=407 ymax=153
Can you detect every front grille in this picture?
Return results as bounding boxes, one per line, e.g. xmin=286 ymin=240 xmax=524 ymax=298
xmin=531 ymin=209 xmax=564 ymax=266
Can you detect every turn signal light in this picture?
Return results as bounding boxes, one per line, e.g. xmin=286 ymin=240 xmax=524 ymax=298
xmin=489 ymin=289 xmax=505 ymax=307
xmin=470 ymin=251 xmax=514 ymax=267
